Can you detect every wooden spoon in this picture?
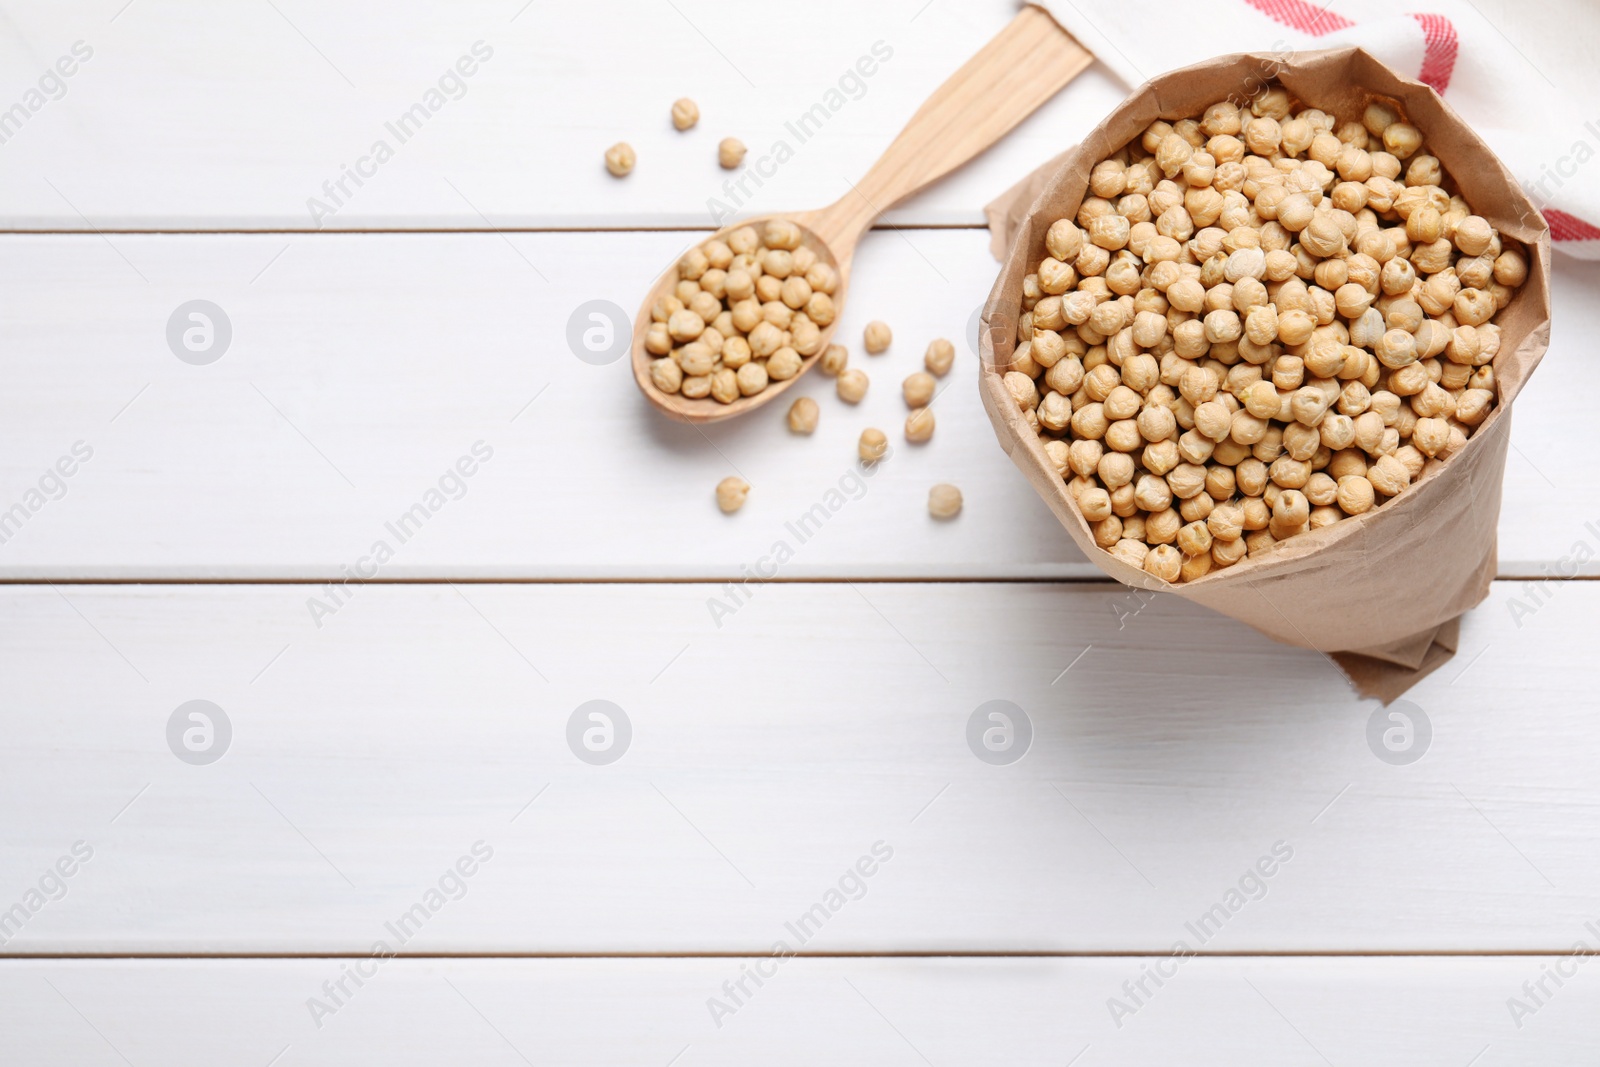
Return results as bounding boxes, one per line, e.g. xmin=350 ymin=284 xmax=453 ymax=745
xmin=632 ymin=6 xmax=1092 ymax=423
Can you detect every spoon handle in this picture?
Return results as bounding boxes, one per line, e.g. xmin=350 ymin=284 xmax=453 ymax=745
xmin=807 ymin=6 xmax=1093 ymax=251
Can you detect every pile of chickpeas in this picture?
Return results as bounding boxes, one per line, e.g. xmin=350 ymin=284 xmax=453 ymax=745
xmin=647 ymin=220 xmax=840 ymax=404
xmin=1010 ymin=86 xmax=1528 ymax=584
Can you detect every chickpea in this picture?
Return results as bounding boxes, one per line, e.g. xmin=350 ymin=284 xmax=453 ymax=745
xmin=736 ymin=361 xmax=769 ymax=396
xmin=671 ymin=98 xmax=700 ymax=131
xmin=604 ymin=142 xmax=636 ymax=177
xmin=1093 ymin=452 xmax=1133 ymax=490
xmin=1144 ymin=544 xmax=1183 ymax=581
xmin=1091 ymin=516 xmax=1123 ymax=548
xmin=1273 ymin=488 xmax=1310 ymax=527
xmin=928 ymin=483 xmax=963 ymax=519
xmin=787 ymin=396 xmax=819 ymax=434
xmin=1409 ymin=416 xmax=1449 ymax=457
xmin=1382 ymin=122 xmax=1423 ymax=159
xmin=1004 ymin=371 xmax=1040 ymax=413
xmin=926 ymin=338 xmax=956 ymax=377
xmin=1494 ymin=247 xmax=1528 ymax=288
xmin=718 ymin=137 xmax=746 ymax=169
xmin=710 ymin=368 xmax=739 ymax=405
xmin=763 ymin=219 xmax=801 ymax=251
xmin=780 ymin=275 xmax=812 ymax=311
xmin=650 ymin=357 xmax=683 ymax=394
xmin=1134 ymin=473 xmax=1173 ymax=512
xmin=863 ymin=320 xmax=892 ymax=354
xmin=1078 ymin=487 xmax=1113 ymax=523
xmin=1455 ymin=389 xmax=1494 ymax=426
xmin=762 ymin=347 xmax=798 ymax=381
xmin=676 ymin=343 xmax=715 ymax=378
xmin=746 ymin=320 xmax=783 ymax=357
xmin=819 ymin=344 xmax=848 ymax=377
xmin=791 ymin=319 xmax=823 ymax=356
xmin=903 ymin=372 xmax=936 ymax=408
xmin=806 ymin=293 xmax=836 ymax=327
xmin=644 ymin=322 xmax=671 ymax=356
xmin=1113 ymin=539 xmax=1151 ymax=568
xmin=1367 ymin=453 xmax=1411 ymax=496
xmin=837 ymin=368 xmax=869 ymax=403
xmin=858 ymin=428 xmax=888 ymax=464
xmin=715 ymin=476 xmax=749 ymax=513
xmin=906 ymin=407 xmax=936 ymax=443
xmin=1046 ymin=219 xmax=1085 ymax=262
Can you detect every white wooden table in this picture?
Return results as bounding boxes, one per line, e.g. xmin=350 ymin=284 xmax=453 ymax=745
xmin=2 ymin=2 xmax=1598 ymax=1063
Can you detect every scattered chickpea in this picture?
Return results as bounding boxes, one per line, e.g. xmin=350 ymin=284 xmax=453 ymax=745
xmin=1013 ymin=83 xmax=1528 ymax=582
xmin=820 ymin=344 xmax=849 ymax=376
xmin=787 ymin=396 xmax=819 ymax=434
xmin=604 ymin=142 xmax=635 ymax=177
xmin=925 ymin=338 xmax=956 ymax=377
xmin=715 ymin=476 xmax=749 ymax=513
xmin=859 ymin=428 xmax=889 ymax=464
xmin=928 ymin=483 xmax=963 ymax=519
xmin=671 ymin=98 xmax=699 ymax=131
xmin=903 ymin=372 xmax=936 ymax=408
xmin=837 ymin=368 xmax=869 ymax=404
xmin=718 ymin=137 xmax=747 ymax=169
xmin=864 ymin=320 xmax=892 ymax=354
xmin=906 ymin=407 xmax=935 ymax=443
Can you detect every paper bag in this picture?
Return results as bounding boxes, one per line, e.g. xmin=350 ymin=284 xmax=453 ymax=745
xmin=979 ymin=46 xmax=1552 ymax=702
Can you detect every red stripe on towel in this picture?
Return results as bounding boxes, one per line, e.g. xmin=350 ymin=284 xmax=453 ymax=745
xmin=1546 ymin=209 xmax=1600 ymax=242
xmin=1243 ymin=2 xmax=1460 ymax=96
xmin=1409 ymin=13 xmax=1460 ymax=92
xmin=1241 ymin=0 xmax=1353 ymax=35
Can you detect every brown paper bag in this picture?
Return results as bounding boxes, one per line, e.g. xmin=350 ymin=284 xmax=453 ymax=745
xmin=979 ymin=46 xmax=1552 ymax=702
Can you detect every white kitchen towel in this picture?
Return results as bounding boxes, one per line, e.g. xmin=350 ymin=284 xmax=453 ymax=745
xmin=1033 ymin=0 xmax=1600 ymax=257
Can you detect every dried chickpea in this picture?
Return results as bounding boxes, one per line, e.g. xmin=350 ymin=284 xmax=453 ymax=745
xmin=1140 ymin=543 xmax=1180 ymax=581
xmin=604 ymin=142 xmax=636 ymax=177
xmin=767 ymin=347 xmax=803 ymax=381
xmin=820 ymin=344 xmax=848 ymax=377
xmin=671 ymin=98 xmax=699 ymax=131
xmin=906 ymin=408 xmax=936 ymax=443
xmin=903 ymin=372 xmax=936 ymax=408
xmin=718 ymin=137 xmax=747 ymax=169
xmin=863 ymin=320 xmax=892 ymax=354
xmin=926 ymin=338 xmax=956 ymax=377
xmin=715 ymin=476 xmax=748 ymax=513
xmin=650 ymin=357 xmax=683 ymax=394
xmin=736 ymin=361 xmax=769 ymax=396
xmin=1112 ymin=539 xmax=1150 ymax=568
xmin=1367 ymin=453 xmax=1411 ymax=496
xmin=764 ymin=219 xmax=801 ymax=250
xmin=928 ymin=483 xmax=963 ymax=519
xmin=710 ymin=368 xmax=739 ymax=405
xmin=787 ymin=396 xmax=819 ymax=434
xmin=859 ymin=428 xmax=888 ymax=464
xmin=837 ymin=368 xmax=869 ymax=404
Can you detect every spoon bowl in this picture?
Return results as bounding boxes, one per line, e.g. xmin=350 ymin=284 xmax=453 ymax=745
xmin=631 ymin=7 xmax=1093 ymax=423
xmin=631 ymin=212 xmax=844 ymax=424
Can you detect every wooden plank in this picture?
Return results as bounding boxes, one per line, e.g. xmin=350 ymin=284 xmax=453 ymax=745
xmin=0 ymin=0 xmax=1131 ymax=231
xmin=1497 ymin=256 xmax=1600 ymax=577
xmin=1 ymin=956 xmax=1595 ymax=1065
xmin=1 ymin=580 xmax=1596 ymax=955
xmin=0 ymin=231 xmax=1593 ymax=579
